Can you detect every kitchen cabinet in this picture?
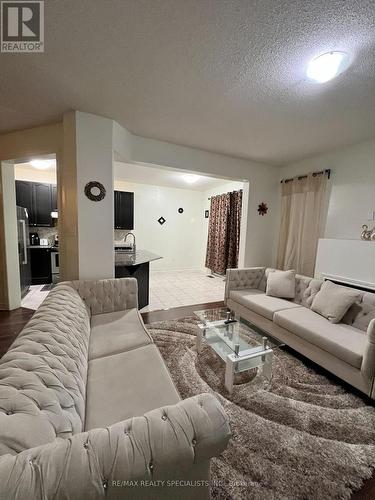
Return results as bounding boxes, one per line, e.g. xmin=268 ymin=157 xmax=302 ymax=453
xmin=29 ymin=248 xmax=52 ymax=285
xmin=15 ymin=180 xmax=55 ymax=227
xmin=114 ymin=191 xmax=134 ymax=230
xmin=51 ymin=185 xmax=58 ymax=211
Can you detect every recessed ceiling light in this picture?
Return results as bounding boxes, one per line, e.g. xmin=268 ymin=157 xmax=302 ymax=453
xmin=306 ymin=51 xmax=350 ymax=83
xmin=183 ymin=174 xmax=200 ymax=184
xmin=30 ymin=159 xmax=55 ymax=170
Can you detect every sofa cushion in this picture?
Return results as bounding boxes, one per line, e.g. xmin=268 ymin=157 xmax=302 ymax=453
xmin=311 ymin=281 xmax=362 ymax=323
xmin=274 ymin=308 xmax=366 ymax=369
xmin=0 ymin=284 xmax=91 ymax=456
xmin=230 ymin=290 xmax=301 ymax=320
xmin=89 ymin=308 xmax=152 ymax=360
xmin=266 ymin=270 xmax=296 ymax=299
xmin=85 ymin=344 xmax=180 ymax=430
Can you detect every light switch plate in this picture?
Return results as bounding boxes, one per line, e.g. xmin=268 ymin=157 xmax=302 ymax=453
xmin=367 ymin=210 xmax=375 ymax=221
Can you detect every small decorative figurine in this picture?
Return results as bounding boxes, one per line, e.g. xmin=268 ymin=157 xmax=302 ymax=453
xmin=361 ymin=225 xmax=375 ymax=240
xmin=258 ymin=202 xmax=268 ymax=216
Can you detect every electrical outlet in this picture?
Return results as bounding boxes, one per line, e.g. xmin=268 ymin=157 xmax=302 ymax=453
xmin=367 ymin=210 xmax=375 ymax=221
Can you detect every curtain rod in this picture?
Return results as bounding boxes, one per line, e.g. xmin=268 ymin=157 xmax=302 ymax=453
xmin=208 ymin=188 xmax=242 ymax=201
xmin=280 ymin=168 xmax=331 ymax=184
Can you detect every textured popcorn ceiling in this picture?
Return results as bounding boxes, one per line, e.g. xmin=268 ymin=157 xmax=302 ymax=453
xmin=0 ymin=0 xmax=375 ymax=165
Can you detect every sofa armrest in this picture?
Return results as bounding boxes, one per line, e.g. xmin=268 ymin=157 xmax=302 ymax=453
xmin=64 ymin=277 xmax=138 ymax=315
xmin=225 ymin=267 xmax=266 ymax=300
xmin=362 ymin=318 xmax=375 ymax=381
xmin=0 ymin=393 xmax=230 ymax=499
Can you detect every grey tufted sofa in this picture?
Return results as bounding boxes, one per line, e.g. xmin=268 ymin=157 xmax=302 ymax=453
xmin=226 ymin=267 xmax=375 ymax=399
xmin=0 ymin=278 xmax=230 ymax=499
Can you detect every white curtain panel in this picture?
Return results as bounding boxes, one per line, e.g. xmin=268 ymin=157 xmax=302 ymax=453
xmin=277 ymin=173 xmax=328 ymax=277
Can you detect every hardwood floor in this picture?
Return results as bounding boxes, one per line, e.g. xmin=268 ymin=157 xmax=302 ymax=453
xmin=0 ymin=302 xmax=373 ymax=498
xmin=0 ymin=308 xmax=34 ymax=358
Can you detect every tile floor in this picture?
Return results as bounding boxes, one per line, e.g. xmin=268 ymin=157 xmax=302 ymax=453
xmin=21 ymin=284 xmax=54 ymax=310
xmin=143 ymin=269 xmax=226 ymax=312
xmin=21 ymin=270 xmax=226 ymax=312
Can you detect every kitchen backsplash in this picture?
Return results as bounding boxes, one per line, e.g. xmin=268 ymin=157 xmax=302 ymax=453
xmin=29 ymin=227 xmax=58 ymax=244
xmin=114 ymin=229 xmax=135 ymax=241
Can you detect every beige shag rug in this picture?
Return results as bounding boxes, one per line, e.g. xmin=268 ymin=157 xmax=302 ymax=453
xmin=146 ymin=317 xmax=375 ymax=500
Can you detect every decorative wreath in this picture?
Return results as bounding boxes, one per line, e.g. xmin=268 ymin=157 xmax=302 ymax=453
xmin=84 ymin=181 xmax=106 ymax=202
xmin=257 ymin=202 xmax=268 ymax=216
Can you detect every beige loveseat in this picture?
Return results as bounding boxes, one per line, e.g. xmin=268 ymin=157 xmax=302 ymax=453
xmin=225 ymin=267 xmax=375 ymax=399
xmin=0 ymin=278 xmax=230 ymax=499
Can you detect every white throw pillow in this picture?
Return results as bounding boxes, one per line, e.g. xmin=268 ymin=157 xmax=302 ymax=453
xmin=311 ymin=281 xmax=361 ymax=324
xmin=266 ymin=270 xmax=296 ymax=299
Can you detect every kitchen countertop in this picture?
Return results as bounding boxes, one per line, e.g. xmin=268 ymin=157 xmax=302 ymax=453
xmin=28 ymin=245 xmax=54 ymax=249
xmin=115 ymin=249 xmax=162 ymax=267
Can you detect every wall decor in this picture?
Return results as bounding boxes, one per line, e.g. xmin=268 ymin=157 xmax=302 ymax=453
xmin=84 ymin=181 xmax=106 ymax=202
xmin=205 ymin=210 xmax=209 ymax=219
xmin=361 ymin=224 xmax=375 ymax=241
xmin=178 ymin=208 xmax=184 ymax=214
xmin=257 ymin=202 xmax=268 ymax=216
xmin=158 ymin=216 xmax=166 ymax=225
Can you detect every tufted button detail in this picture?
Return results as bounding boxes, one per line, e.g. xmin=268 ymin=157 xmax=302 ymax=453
xmin=83 ymin=441 xmax=89 ymax=449
xmin=6 ymin=410 xmax=13 ymax=415
xmin=102 ymin=479 xmax=108 ymax=490
xmin=149 ymin=462 xmax=154 ymax=472
xmin=161 ymin=414 xmax=167 ymax=421
xmin=192 ymin=438 xmax=197 ymax=446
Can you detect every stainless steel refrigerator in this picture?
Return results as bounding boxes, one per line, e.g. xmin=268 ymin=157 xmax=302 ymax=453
xmin=17 ymin=206 xmax=31 ymax=298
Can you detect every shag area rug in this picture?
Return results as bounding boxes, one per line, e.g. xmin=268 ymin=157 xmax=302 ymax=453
xmin=146 ymin=317 xmax=375 ymax=500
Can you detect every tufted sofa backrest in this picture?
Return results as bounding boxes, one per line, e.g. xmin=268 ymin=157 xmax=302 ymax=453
xmin=342 ymin=291 xmax=375 ymax=332
xmin=0 ymin=284 xmax=90 ymax=456
xmin=66 ymin=278 xmax=138 ymax=315
xmin=261 ymin=269 xmax=323 ymax=308
xmin=293 ymin=274 xmax=323 ymax=308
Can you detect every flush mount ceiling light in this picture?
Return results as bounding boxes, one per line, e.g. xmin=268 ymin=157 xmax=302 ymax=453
xmin=182 ymin=174 xmax=200 ymax=184
xmin=30 ymin=159 xmax=56 ymax=170
xmin=306 ymin=51 xmax=350 ymax=83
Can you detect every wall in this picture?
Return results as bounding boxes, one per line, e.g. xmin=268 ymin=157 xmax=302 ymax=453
xmin=114 ymin=180 xmax=206 ymax=271
xmin=279 ymin=138 xmax=375 ymax=240
xmin=0 ymin=162 xmax=21 ymax=309
xmin=76 ymin=112 xmax=114 ymax=280
xmin=14 ymin=165 xmax=56 ymax=184
xmin=114 ymin=124 xmax=280 ymax=268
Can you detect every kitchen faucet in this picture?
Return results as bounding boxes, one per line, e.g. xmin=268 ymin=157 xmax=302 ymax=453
xmin=123 ymin=232 xmax=136 ymax=252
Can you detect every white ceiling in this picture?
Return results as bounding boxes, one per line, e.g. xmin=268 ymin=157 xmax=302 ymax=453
xmin=114 ymin=162 xmax=235 ymax=191
xmin=1 ymin=1 xmax=375 ymax=165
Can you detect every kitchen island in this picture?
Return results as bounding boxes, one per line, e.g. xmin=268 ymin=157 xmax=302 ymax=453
xmin=115 ymin=250 xmax=162 ymax=309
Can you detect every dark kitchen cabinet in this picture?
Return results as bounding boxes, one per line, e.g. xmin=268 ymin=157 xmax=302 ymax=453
xmin=51 ymin=185 xmax=58 ymax=211
xmin=114 ymin=191 xmax=134 ymax=230
xmin=33 ymin=183 xmax=52 ymax=226
xmin=15 ymin=180 xmax=55 ymax=227
xmin=30 ymin=248 xmax=52 ymax=285
xmin=15 ymin=181 xmax=34 ymax=221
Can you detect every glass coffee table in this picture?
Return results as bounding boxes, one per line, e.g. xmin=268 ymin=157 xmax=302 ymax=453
xmin=194 ymin=307 xmax=285 ymax=393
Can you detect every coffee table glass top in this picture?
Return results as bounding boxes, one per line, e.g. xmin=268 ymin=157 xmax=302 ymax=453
xmin=194 ymin=307 xmax=284 ymax=361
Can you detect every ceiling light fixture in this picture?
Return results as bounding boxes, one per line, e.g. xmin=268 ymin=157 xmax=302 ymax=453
xmin=30 ymin=159 xmax=55 ymax=170
xmin=183 ymin=174 xmax=200 ymax=184
xmin=306 ymin=51 xmax=350 ymax=83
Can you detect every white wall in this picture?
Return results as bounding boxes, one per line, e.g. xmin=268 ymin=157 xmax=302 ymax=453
xmin=114 ymin=180 xmax=206 ymax=271
xmin=279 ymin=138 xmax=375 ymax=240
xmin=76 ymin=112 xmax=114 ymax=279
xmin=14 ymin=166 xmax=57 ymax=184
xmin=113 ymin=124 xmax=280 ymax=268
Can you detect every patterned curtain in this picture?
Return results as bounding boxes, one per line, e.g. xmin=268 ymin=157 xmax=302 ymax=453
xmin=205 ymin=190 xmax=242 ymax=275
